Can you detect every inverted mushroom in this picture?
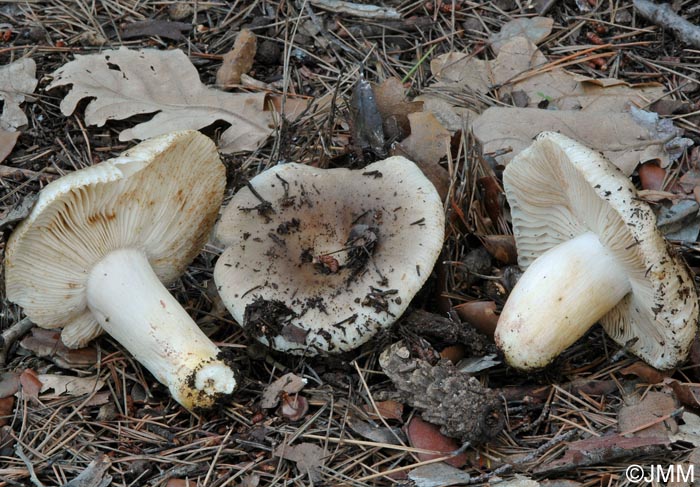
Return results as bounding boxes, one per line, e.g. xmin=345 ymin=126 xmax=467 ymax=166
xmin=495 ymin=132 xmax=698 ymax=370
xmin=5 ymin=131 xmax=237 ymax=410
xmin=214 ymin=156 xmax=445 ymax=354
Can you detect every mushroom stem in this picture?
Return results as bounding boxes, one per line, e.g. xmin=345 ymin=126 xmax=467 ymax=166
xmin=86 ymin=248 xmax=236 ymax=410
xmin=495 ymin=232 xmax=632 ymax=370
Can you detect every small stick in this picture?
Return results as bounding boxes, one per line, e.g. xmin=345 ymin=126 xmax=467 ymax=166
xmin=634 ymin=0 xmax=700 ymax=49
xmin=15 ymin=445 xmax=46 ymax=487
xmin=0 ymin=165 xmax=58 ymax=182
xmin=309 ymin=0 xmax=400 ymax=20
xmin=0 ymin=317 xmax=34 ymax=365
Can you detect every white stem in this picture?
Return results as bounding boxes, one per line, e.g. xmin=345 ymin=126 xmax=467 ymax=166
xmin=495 ymin=232 xmax=632 ymax=370
xmin=87 ymin=248 xmax=236 ymax=410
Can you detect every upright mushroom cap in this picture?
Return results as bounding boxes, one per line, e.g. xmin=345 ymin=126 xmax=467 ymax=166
xmin=496 ymin=132 xmax=698 ymax=370
xmin=214 ymin=156 xmax=445 ymax=355
xmin=6 ymin=131 xmax=236 ymax=410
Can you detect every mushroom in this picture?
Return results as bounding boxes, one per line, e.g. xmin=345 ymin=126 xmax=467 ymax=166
xmin=213 ymin=156 xmax=445 ymax=354
xmin=495 ymin=132 xmax=698 ymax=370
xmin=5 ymin=131 xmax=237 ymax=410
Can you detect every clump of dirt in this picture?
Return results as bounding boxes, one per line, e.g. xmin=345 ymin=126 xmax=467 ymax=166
xmin=243 ymin=296 xmax=296 ymax=340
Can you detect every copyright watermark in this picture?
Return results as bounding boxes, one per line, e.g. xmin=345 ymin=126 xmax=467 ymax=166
xmin=625 ymin=464 xmax=694 ymax=483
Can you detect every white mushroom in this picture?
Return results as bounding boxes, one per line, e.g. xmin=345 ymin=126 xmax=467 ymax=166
xmin=5 ymin=131 xmax=237 ymax=410
xmin=495 ymin=132 xmax=698 ymax=370
xmin=213 ymin=156 xmax=445 ymax=355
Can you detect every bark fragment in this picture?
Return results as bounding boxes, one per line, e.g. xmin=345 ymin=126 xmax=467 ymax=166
xmin=379 ymin=339 xmax=505 ymax=444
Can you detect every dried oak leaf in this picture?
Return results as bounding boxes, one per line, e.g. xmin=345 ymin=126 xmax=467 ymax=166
xmin=395 ymin=111 xmax=451 ymax=200
xmin=471 ymin=107 xmax=671 ymax=175
xmin=48 ymin=47 xmax=275 ymax=153
xmin=490 ymin=16 xmax=554 ymax=53
xmin=38 ymin=374 xmax=105 ymax=397
xmin=432 ymin=37 xmax=665 ymax=113
xmin=0 ymin=58 xmax=37 ymax=130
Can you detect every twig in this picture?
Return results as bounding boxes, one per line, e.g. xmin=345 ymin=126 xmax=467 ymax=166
xmin=0 ymin=317 xmax=34 ymax=365
xmin=634 ymin=0 xmax=700 ymax=49
xmin=15 ymin=445 xmax=46 ymax=487
xmin=467 ymin=430 xmax=577 ymax=483
xmin=309 ymin=0 xmax=400 ymax=20
xmin=0 ymin=165 xmax=57 ymax=181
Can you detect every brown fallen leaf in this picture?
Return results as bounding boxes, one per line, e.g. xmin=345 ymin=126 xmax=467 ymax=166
xmin=363 ymin=399 xmax=404 ymax=421
xmin=121 ymin=20 xmax=191 ymax=41
xmin=62 ymin=454 xmax=112 ymax=487
xmin=408 ymin=462 xmax=472 ymax=487
xmin=48 ymin=47 xmax=276 ymax=153
xmin=398 ymin=111 xmax=451 ymax=166
xmin=261 ymin=372 xmax=307 ymax=408
xmin=216 ymin=29 xmax=257 ymax=88
xmin=374 ymin=77 xmax=423 ymax=134
xmin=490 ymin=17 xmax=554 ymax=53
xmin=19 ymin=368 xmax=42 ymax=401
xmin=347 ymin=416 xmax=404 ymax=444
xmin=414 ymin=94 xmax=478 ymax=133
xmin=405 ymin=416 xmax=467 ymax=468
xmin=0 ymin=129 xmax=19 ymax=163
xmin=38 ymin=374 xmax=105 ymax=397
xmin=20 ymin=328 xmax=97 ymax=369
xmin=0 ymin=58 xmax=38 ymax=130
xmin=394 ymin=111 xmax=451 ymax=200
xmin=273 ymin=442 xmax=325 ymax=483
xmin=618 ymin=390 xmax=678 ymax=437
xmin=432 ymin=37 xmax=665 ymax=113
xmin=619 ymin=361 xmax=668 ymax=384
xmin=471 ymin=107 xmax=673 ymax=175
xmin=664 ymin=378 xmax=700 ymax=408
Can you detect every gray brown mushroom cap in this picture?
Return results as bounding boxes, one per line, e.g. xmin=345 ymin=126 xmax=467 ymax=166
xmin=214 ymin=156 xmax=445 ymax=355
xmin=497 ymin=131 xmax=698 ymax=370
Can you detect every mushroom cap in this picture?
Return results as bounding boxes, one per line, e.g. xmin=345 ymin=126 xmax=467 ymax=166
xmin=213 ymin=156 xmax=445 ymax=355
xmin=503 ymin=131 xmax=698 ymax=369
xmin=5 ymin=131 xmax=225 ymax=347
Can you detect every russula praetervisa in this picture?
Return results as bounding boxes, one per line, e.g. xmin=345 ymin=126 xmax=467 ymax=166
xmin=495 ymin=132 xmax=698 ymax=370
xmin=5 ymin=131 xmax=237 ymax=410
xmin=213 ymin=156 xmax=445 ymax=354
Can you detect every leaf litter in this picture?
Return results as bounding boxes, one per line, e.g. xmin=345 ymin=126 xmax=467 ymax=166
xmin=48 ymin=47 xmax=288 ymax=153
